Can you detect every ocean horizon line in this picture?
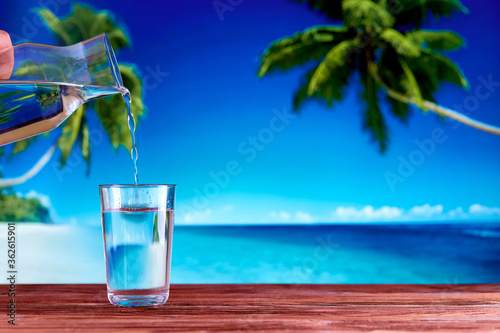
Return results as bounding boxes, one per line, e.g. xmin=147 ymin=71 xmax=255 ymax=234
xmin=3 ymin=220 xmax=499 ymax=227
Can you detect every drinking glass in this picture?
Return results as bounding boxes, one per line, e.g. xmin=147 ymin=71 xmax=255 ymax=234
xmin=99 ymin=184 xmax=175 ymax=307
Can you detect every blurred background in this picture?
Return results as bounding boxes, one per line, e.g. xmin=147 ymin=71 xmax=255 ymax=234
xmin=0 ymin=0 xmax=499 ymax=284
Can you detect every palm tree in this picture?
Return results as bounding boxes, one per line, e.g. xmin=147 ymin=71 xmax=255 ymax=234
xmin=0 ymin=4 xmax=145 ymax=187
xmin=258 ymin=0 xmax=500 ymax=152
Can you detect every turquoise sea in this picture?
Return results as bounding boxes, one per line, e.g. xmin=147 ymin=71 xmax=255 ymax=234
xmin=1 ymin=222 xmax=499 ymax=284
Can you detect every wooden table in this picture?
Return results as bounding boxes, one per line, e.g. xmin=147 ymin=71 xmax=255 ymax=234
xmin=5 ymin=284 xmax=500 ymax=332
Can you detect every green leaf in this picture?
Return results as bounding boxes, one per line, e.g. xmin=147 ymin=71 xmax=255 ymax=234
xmin=426 ymin=51 xmax=468 ymax=87
xmin=307 ymin=40 xmax=357 ymax=95
xmin=293 ymin=79 xmax=310 ymax=110
xmin=81 ymin=121 xmax=90 ymax=168
xmin=342 ymin=0 xmax=394 ymax=31
xmin=258 ymin=26 xmax=352 ymax=76
xmin=37 ymin=9 xmax=73 ymax=45
xmin=402 ymin=50 xmax=468 ymax=93
xmin=7 ymin=125 xmax=50 ymax=160
xmin=57 ymin=105 xmax=84 ymax=165
xmin=11 ymin=137 xmax=37 ymax=156
xmin=294 ymin=63 xmax=353 ymax=110
xmin=387 ymin=96 xmax=411 ymax=123
xmin=380 ymin=29 xmax=421 ymax=57
xmin=393 ymin=0 xmax=467 ymax=27
xmin=378 ymin=48 xmax=412 ymax=122
xmin=118 ymin=64 xmax=146 ymax=117
xmin=407 ymin=30 xmax=464 ymax=50
xmin=106 ymin=28 xmax=131 ymax=50
xmin=361 ymin=72 xmax=388 ymax=152
xmin=399 ymin=59 xmax=425 ymax=109
xmin=37 ymin=4 xmax=131 ymax=49
xmin=95 ymin=96 xmax=130 ymax=150
xmin=95 ymin=64 xmax=145 ymax=152
xmin=417 ymin=0 xmax=468 ymax=17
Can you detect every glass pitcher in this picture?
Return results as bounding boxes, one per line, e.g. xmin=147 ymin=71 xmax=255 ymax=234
xmin=0 ymin=33 xmax=125 ymax=146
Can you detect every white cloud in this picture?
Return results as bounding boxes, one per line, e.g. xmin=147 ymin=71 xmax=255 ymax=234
xmin=468 ymin=204 xmax=500 ymax=216
xmin=269 ymin=210 xmax=314 ymax=223
xmin=328 ymin=203 xmax=493 ymax=223
xmin=448 ymin=207 xmax=467 ymax=219
xmin=295 ymin=211 xmax=313 ymax=223
xmin=177 ymin=202 xmax=500 ymax=225
xmin=333 ymin=205 xmax=403 ymax=222
xmin=269 ymin=211 xmax=291 ymax=220
xmin=279 ymin=211 xmax=291 ymax=220
xmin=20 ymin=190 xmax=51 ymax=208
xmin=408 ymin=204 xmax=443 ymax=217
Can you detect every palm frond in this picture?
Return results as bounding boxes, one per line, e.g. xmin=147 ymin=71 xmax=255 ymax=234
xmin=342 ymin=0 xmax=394 ymax=31
xmin=11 ymin=137 xmax=37 ymax=156
xmin=95 ymin=96 xmax=130 ymax=150
xmin=361 ymin=71 xmax=388 ymax=152
xmin=37 ymin=9 xmax=73 ymax=45
xmin=57 ymin=106 xmax=85 ymax=164
xmin=399 ymin=59 xmax=425 ymax=109
xmin=84 ymin=9 xmax=130 ymax=49
xmin=378 ymin=48 xmax=411 ymax=122
xmin=407 ymin=30 xmax=464 ymax=50
xmin=393 ymin=0 xmax=467 ymax=28
xmin=119 ymin=64 xmax=145 ymax=119
xmin=258 ymin=26 xmax=351 ymax=76
xmin=426 ymin=51 xmax=468 ymax=87
xmin=95 ymin=64 xmax=144 ymax=152
xmin=294 ymin=62 xmax=353 ymax=110
xmin=307 ymin=39 xmax=357 ymax=95
xmin=380 ymin=29 xmax=421 ymax=57
xmin=37 ymin=4 xmax=131 ymax=49
xmin=106 ymin=28 xmax=130 ymax=50
xmin=403 ymin=50 xmax=468 ymax=93
xmin=81 ymin=121 xmax=90 ymax=173
xmin=293 ymin=78 xmax=310 ymax=110
xmin=387 ymin=95 xmax=411 ymax=123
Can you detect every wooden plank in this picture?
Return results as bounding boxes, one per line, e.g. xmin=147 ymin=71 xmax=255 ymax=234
xmin=2 ymin=284 xmax=500 ymax=332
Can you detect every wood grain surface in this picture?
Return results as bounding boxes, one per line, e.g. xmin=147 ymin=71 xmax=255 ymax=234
xmin=3 ymin=284 xmax=500 ymax=332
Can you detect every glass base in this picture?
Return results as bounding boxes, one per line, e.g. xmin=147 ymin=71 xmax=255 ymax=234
xmin=108 ymin=293 xmax=169 ymax=307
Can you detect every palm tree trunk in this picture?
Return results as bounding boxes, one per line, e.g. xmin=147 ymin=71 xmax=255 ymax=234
xmin=0 ymin=143 xmax=58 ymax=188
xmin=368 ymin=63 xmax=500 ymax=135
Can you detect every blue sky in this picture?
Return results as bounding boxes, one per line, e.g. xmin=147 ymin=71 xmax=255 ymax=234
xmin=1 ymin=0 xmax=500 ymax=225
